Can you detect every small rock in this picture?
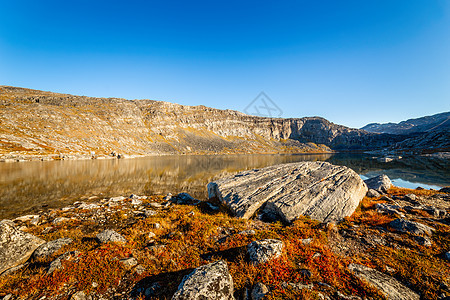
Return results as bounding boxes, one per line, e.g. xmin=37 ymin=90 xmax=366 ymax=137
xmin=70 ymin=291 xmax=90 ymax=300
xmin=143 ymin=209 xmax=157 ymax=217
xmin=147 ymin=232 xmax=156 ymax=239
xmin=78 ymin=203 xmax=100 ymax=210
xmin=300 ymin=238 xmax=312 ymax=246
xmin=386 ymin=266 xmax=396 ymax=273
xmin=47 ymin=251 xmax=79 ymax=274
xmin=33 ymin=238 xmax=73 ymax=259
xmin=2 ymin=295 xmax=13 ymax=300
xmin=364 ymin=174 xmax=393 ymax=193
xmin=148 ymin=202 xmax=163 ymax=208
xmin=366 ymin=189 xmax=381 ymax=198
xmin=281 ymin=282 xmax=314 ymax=291
xmin=109 ymin=196 xmax=126 ymax=202
xmin=312 ymin=252 xmax=322 ymax=258
xmin=152 ymin=223 xmax=161 ymax=229
xmin=238 ymin=230 xmax=256 ymax=235
xmin=248 ymin=239 xmax=284 ymax=265
xmin=96 ymin=230 xmax=127 ymax=243
xmin=414 ymin=236 xmax=432 ymax=247
xmin=52 ymin=217 xmax=70 ymax=225
xmin=375 ymin=203 xmax=404 ymax=217
xmin=131 ymin=199 xmax=143 ymax=206
xmin=389 ymin=218 xmax=434 ymax=236
xmin=172 ymin=260 xmax=235 ymax=300
xmin=404 ymin=194 xmax=417 ymax=202
xmin=251 ymin=282 xmax=269 ymax=300
xmin=120 ymin=257 xmax=138 ymax=268
xmin=135 ymin=264 xmax=146 ymax=275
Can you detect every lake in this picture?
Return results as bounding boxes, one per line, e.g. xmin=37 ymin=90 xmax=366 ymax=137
xmin=1 ymin=153 xmax=449 ymax=219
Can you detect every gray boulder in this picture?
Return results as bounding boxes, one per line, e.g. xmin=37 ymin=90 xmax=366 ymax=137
xmin=172 ymin=260 xmax=235 ymax=300
xmin=348 ymin=264 xmax=419 ymax=300
xmin=96 ymin=230 xmax=127 ymax=243
xmin=364 ymin=175 xmax=393 ymax=193
xmin=208 ymin=161 xmax=367 ymax=223
xmin=366 ymin=189 xmax=381 ymax=198
xmin=251 ymin=282 xmax=269 ymax=300
xmin=389 ymin=218 xmax=434 ymax=236
xmin=33 ymin=238 xmax=73 ymax=259
xmin=248 ymin=239 xmax=284 ymax=265
xmin=0 ymin=220 xmax=45 ymax=274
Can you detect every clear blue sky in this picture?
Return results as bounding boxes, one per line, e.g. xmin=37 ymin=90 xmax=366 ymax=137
xmin=0 ymin=0 xmax=449 ymax=128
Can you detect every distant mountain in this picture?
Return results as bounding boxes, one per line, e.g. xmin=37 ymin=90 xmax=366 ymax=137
xmin=361 ymin=112 xmax=450 ymax=135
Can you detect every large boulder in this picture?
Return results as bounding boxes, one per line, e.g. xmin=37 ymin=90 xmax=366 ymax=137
xmin=207 ymin=161 xmax=367 ymax=223
xmin=348 ymin=264 xmax=419 ymax=300
xmin=0 ymin=220 xmax=45 ymax=274
xmin=364 ymin=174 xmax=393 ymax=193
xmin=172 ymin=260 xmax=235 ymax=300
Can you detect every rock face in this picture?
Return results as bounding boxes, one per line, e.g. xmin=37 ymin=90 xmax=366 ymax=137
xmin=348 ymin=264 xmax=419 ymax=300
xmin=248 ymin=239 xmax=284 ymax=265
xmin=364 ymin=175 xmax=393 ymax=193
xmin=208 ymin=161 xmax=367 ymax=223
xmin=172 ymin=260 xmax=235 ymax=300
xmin=0 ymin=86 xmax=406 ymax=158
xmin=0 ymin=220 xmax=45 ymax=274
xmin=33 ymin=237 xmax=73 ymax=259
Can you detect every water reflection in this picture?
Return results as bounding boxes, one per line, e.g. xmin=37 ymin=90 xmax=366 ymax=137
xmin=0 ymin=153 xmax=448 ymax=219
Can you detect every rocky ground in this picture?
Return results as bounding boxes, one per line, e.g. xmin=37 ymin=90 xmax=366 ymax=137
xmin=1 ymin=185 xmax=449 ymax=300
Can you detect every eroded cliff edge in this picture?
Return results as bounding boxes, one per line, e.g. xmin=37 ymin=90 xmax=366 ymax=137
xmin=0 ymin=86 xmax=403 ymax=158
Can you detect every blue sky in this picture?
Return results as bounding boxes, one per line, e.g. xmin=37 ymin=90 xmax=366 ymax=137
xmin=0 ymin=0 xmax=449 ymax=128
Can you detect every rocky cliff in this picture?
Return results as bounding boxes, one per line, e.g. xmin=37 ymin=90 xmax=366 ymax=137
xmin=0 ymin=86 xmax=404 ymax=158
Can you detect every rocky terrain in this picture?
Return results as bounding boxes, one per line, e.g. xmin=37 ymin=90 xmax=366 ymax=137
xmin=0 ymin=86 xmax=408 ymax=161
xmin=1 ymin=167 xmax=449 ymax=299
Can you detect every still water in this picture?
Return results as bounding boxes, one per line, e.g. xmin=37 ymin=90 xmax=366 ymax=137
xmin=1 ymin=153 xmax=449 ymax=219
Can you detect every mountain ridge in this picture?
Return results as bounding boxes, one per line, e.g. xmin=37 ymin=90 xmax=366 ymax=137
xmin=0 ymin=86 xmax=438 ymax=159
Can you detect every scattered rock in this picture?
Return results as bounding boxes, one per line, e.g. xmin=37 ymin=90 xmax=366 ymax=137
xmin=300 ymin=238 xmax=312 ymax=246
xmin=404 ymin=194 xmax=417 ymax=202
xmin=109 ymin=196 xmax=126 ymax=202
xmin=414 ymin=236 xmax=432 ymax=247
xmin=364 ymin=174 xmax=393 ymax=193
xmin=248 ymin=239 xmax=284 ymax=265
xmin=2 ymin=295 xmax=13 ymax=300
xmin=348 ymin=263 xmax=419 ymax=300
xmin=78 ymin=203 xmax=100 ymax=210
xmin=238 ymin=230 xmax=255 ymax=236
xmin=135 ymin=264 xmax=146 ymax=275
xmin=208 ymin=161 xmax=367 ymax=223
xmin=172 ymin=260 xmax=235 ymax=300
xmin=52 ymin=217 xmax=70 ymax=225
xmin=70 ymin=291 xmax=90 ymax=300
xmin=131 ymin=199 xmax=143 ymax=206
xmin=375 ymin=203 xmax=404 ymax=217
xmin=0 ymin=220 xmax=45 ymax=274
xmin=251 ymin=282 xmax=269 ymax=300
xmin=335 ymin=291 xmax=362 ymax=300
xmin=96 ymin=230 xmax=127 ymax=243
xmin=120 ymin=257 xmax=138 ymax=268
xmin=366 ymin=189 xmax=381 ymax=198
xmin=281 ymin=282 xmax=314 ymax=291
xmin=389 ymin=218 xmax=434 ymax=235
xmin=33 ymin=238 xmax=73 ymax=259
xmin=48 ymin=251 xmax=79 ymax=274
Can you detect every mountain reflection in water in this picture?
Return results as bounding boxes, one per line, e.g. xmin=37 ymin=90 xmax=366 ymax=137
xmin=1 ymin=153 xmax=448 ymax=219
